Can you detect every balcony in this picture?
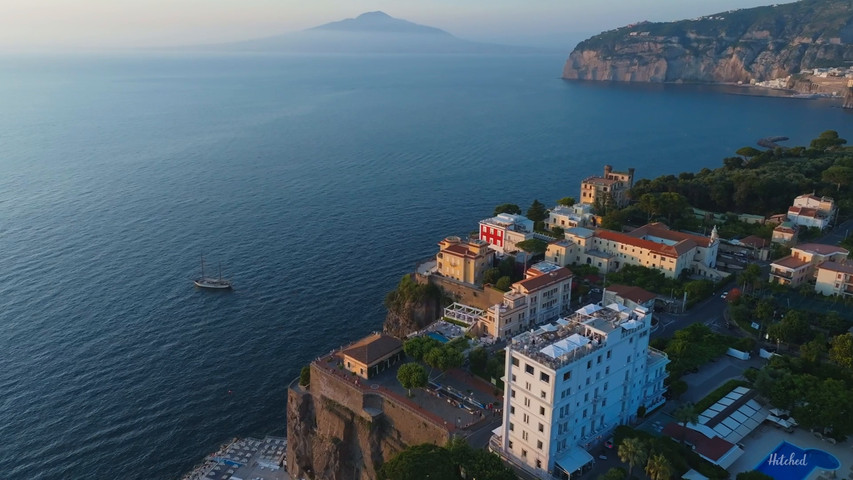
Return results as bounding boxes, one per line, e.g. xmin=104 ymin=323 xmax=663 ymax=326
xmin=770 ymin=270 xmax=793 ymax=279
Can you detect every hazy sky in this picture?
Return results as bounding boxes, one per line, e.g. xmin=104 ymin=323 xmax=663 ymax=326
xmin=0 ymin=0 xmax=777 ymax=51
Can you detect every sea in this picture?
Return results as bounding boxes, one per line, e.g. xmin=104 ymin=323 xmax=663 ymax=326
xmin=0 ymin=51 xmax=849 ymax=479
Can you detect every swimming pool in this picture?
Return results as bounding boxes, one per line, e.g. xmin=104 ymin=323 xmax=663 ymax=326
xmin=755 ymin=441 xmax=840 ymax=480
xmin=427 ymin=332 xmax=450 ymax=343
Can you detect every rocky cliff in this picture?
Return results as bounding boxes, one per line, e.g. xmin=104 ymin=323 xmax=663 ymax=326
xmin=382 ymin=275 xmax=444 ymax=338
xmin=286 ymin=365 xmax=450 ymax=480
xmin=563 ymin=0 xmax=853 ymax=83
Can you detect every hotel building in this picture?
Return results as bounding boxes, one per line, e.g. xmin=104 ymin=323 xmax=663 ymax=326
xmin=492 ymin=303 xmax=668 ymax=479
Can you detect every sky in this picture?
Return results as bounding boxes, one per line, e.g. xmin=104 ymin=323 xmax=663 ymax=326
xmin=0 ymin=0 xmax=778 ymax=51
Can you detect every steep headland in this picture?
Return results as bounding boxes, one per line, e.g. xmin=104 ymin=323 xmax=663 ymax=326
xmin=563 ymin=0 xmax=853 ymax=84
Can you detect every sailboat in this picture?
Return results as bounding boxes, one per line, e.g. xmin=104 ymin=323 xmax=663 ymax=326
xmin=194 ymin=256 xmax=232 ymax=290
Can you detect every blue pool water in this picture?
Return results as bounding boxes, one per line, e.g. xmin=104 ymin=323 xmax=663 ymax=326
xmin=428 ymin=332 xmax=450 ymax=344
xmin=755 ymin=441 xmax=840 ymax=480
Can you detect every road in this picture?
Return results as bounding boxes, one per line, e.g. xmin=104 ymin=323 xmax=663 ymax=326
xmin=651 ymin=286 xmax=733 ymax=340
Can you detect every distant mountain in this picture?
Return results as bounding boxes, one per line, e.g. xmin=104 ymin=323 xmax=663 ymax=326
xmin=310 ymin=11 xmax=450 ymax=36
xmin=198 ymin=11 xmax=537 ymax=54
xmin=563 ymin=0 xmax=853 ymax=83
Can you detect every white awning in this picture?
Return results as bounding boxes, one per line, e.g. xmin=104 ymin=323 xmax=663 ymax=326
xmin=682 ymin=469 xmax=709 ymax=480
xmin=554 ymin=446 xmax=594 ymax=474
xmin=575 ymin=304 xmax=602 ymax=316
xmin=541 ymin=323 xmax=558 ymax=332
xmin=492 ymin=425 xmax=503 ymax=436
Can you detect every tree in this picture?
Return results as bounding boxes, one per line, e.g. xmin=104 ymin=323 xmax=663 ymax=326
xmin=736 ymin=471 xmax=775 ymax=480
xmin=822 ymin=165 xmax=853 ymax=191
xmin=739 ymin=264 xmax=761 ymax=294
xmin=299 ymin=365 xmax=311 ymax=386
xmin=598 ymin=467 xmax=627 ymax=480
xmin=800 ymin=335 xmax=827 ymax=364
xmin=645 ymin=454 xmax=673 ymax=480
xmin=810 ymin=130 xmax=847 ymax=151
xmin=425 ymin=345 xmax=464 ymax=372
xmin=483 ymin=267 xmax=502 ymax=286
xmin=557 ymin=196 xmax=576 ymax=207
xmin=638 ymin=193 xmax=661 ymax=221
xmin=495 ymin=276 xmax=513 ymax=292
xmin=829 ymin=333 xmax=853 ymax=370
xmin=404 ymin=336 xmax=441 ymax=361
xmin=766 ymin=312 xmax=812 ymax=346
xmin=527 ymin=199 xmax=548 ymax=229
xmin=672 ymin=403 xmax=698 ymax=443
xmin=516 ymin=238 xmax=549 ymax=272
xmin=736 ymin=146 xmax=762 ymax=158
xmin=397 ymin=363 xmax=428 ymax=397
xmin=493 ymin=203 xmax=521 ymax=216
xmin=551 ymin=226 xmax=565 ymax=239
xmin=617 ymin=437 xmax=647 ymax=478
xmin=378 ymin=443 xmax=458 ymax=480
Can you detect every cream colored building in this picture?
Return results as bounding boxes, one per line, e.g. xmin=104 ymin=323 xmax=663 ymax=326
xmin=546 ymin=223 xmax=722 ymax=280
xmin=478 ymin=262 xmax=574 ymax=340
xmin=788 ymin=194 xmax=836 ymax=230
xmin=580 ymin=165 xmax=634 ymax=209
xmin=338 ymin=333 xmax=404 ymax=380
xmin=771 ymin=222 xmax=798 ymax=245
xmin=546 ymin=204 xmax=594 ymax=232
xmin=769 ymin=243 xmax=849 ymax=287
xmin=436 ymin=236 xmax=495 ymax=286
xmin=815 ymin=261 xmax=853 ymax=296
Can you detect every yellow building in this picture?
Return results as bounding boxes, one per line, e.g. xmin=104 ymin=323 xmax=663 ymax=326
xmin=338 ymin=333 xmax=404 ymax=380
xmin=769 ymin=243 xmax=849 ymax=287
xmin=436 ymin=236 xmax=495 ymax=286
xmin=580 ymin=165 xmax=635 ymax=209
xmin=815 ymin=261 xmax=853 ymax=296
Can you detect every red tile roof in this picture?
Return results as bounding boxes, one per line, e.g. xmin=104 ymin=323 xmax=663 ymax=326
xmin=515 ymin=267 xmax=573 ymax=292
xmin=662 ymin=423 xmax=735 ymax=462
xmin=605 ymin=284 xmax=657 ymax=304
xmin=788 ymin=206 xmax=822 ymax=218
xmin=595 ymin=229 xmax=688 ymax=257
xmin=794 ymin=243 xmax=849 ymax=256
xmin=339 ymin=333 xmax=403 ymax=366
xmin=739 ymin=235 xmax=768 ymax=249
xmin=630 ymin=223 xmax=713 ymax=248
xmin=771 ymin=255 xmax=809 ymax=270
xmin=582 ymin=176 xmax=620 ymax=186
xmin=818 ymin=261 xmax=853 ymax=274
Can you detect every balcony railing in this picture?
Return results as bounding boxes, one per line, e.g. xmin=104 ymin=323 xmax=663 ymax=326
xmin=770 ymin=270 xmax=793 ymax=279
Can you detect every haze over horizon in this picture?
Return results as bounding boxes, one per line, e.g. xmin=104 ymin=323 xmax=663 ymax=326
xmin=2 ymin=0 xmax=779 ymax=52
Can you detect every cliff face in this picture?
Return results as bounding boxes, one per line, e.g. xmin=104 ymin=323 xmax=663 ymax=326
xmin=382 ymin=275 xmax=444 ymax=338
xmin=286 ymin=365 xmax=449 ymax=480
xmin=563 ymin=0 xmax=853 ymax=83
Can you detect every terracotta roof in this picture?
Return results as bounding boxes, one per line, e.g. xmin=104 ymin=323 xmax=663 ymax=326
xmin=629 ymin=223 xmax=713 ymax=248
xmin=818 ymin=261 xmax=853 ymax=274
xmin=441 ymin=243 xmax=489 ymax=259
xmin=605 ymin=284 xmax=656 ymax=304
xmin=515 ymin=267 xmax=573 ymax=292
xmin=773 ymin=224 xmax=797 ymax=234
xmin=595 ymin=229 xmax=689 ymax=257
xmin=788 ymin=206 xmax=822 ymax=218
xmin=794 ymin=243 xmax=849 ymax=256
xmin=771 ymin=255 xmax=809 ymax=270
xmin=662 ymin=423 xmax=735 ymax=462
xmin=339 ymin=333 xmax=403 ymax=366
xmin=739 ymin=235 xmax=768 ymax=249
xmin=582 ymin=176 xmax=620 ymax=186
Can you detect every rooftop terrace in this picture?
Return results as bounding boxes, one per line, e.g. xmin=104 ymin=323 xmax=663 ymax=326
xmin=510 ymin=303 xmax=647 ymax=370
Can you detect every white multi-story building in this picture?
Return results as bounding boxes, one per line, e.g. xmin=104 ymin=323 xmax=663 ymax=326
xmin=492 ymin=303 xmax=668 ymax=480
xmin=546 ymin=204 xmax=595 ymax=232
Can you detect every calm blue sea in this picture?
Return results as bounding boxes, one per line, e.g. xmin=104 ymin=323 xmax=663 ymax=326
xmin=0 ymin=52 xmax=849 ymax=479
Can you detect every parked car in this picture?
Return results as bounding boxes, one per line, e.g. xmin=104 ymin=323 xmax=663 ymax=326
xmin=605 ymin=438 xmax=614 ymax=449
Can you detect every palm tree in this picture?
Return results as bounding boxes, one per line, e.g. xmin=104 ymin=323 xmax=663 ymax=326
xmin=645 ymin=453 xmax=673 ymax=480
xmin=672 ymin=402 xmax=699 ymax=444
xmin=617 ymin=437 xmax=648 ymax=478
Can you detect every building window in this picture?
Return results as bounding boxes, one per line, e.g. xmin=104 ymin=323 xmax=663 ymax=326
xmin=563 ymin=371 xmax=571 ymax=381
xmin=537 ymin=440 xmax=543 ymax=450
xmin=512 ymin=374 xmax=517 ymax=382
xmin=522 ymin=449 xmax=527 ymax=458
xmin=587 ymin=360 xmax=592 ymax=368
xmin=523 ymin=413 xmax=529 ymax=423
xmin=538 ymin=423 xmax=544 ymax=432
xmin=522 ymin=431 xmax=528 ymax=440
xmin=509 ymin=440 xmax=513 ymax=449
xmin=540 ymin=372 xmax=550 ymax=383
xmin=511 ymin=390 xmax=516 ymax=398
xmin=540 ymin=406 xmax=545 ymax=415
xmin=525 ymin=398 xmax=530 ymax=407
xmin=510 ymin=422 xmax=515 ymax=431
xmin=512 ymin=357 xmax=519 ymax=367
xmin=536 ymin=459 xmax=542 ymax=468
xmin=541 ymin=390 xmax=547 ymax=399
xmin=605 ymin=367 xmax=610 ymax=374
xmin=525 ymin=364 xmax=534 ymax=375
